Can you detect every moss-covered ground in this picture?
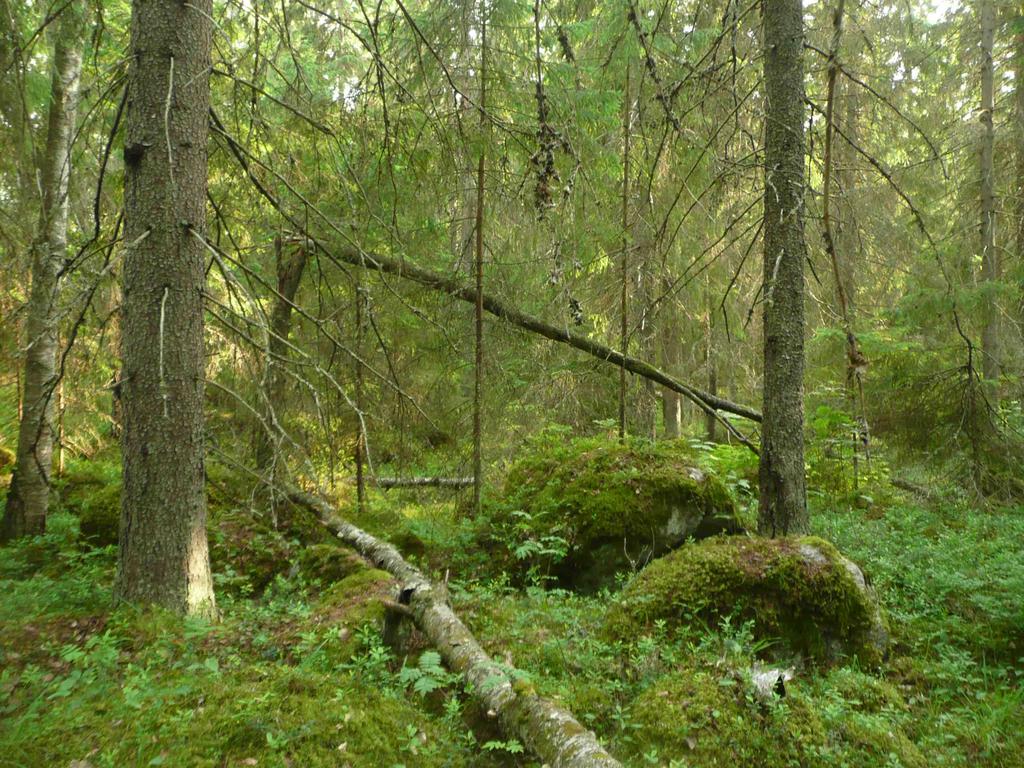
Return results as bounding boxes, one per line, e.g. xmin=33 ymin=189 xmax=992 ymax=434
xmin=1 ymin=439 xmax=1022 ymax=767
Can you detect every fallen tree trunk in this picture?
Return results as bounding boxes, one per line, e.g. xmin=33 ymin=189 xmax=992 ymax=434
xmin=371 ymin=476 xmax=474 ymax=489
xmin=286 ymin=485 xmax=622 ymax=768
xmin=212 ymin=115 xmax=760 ymax=434
xmin=333 ymin=243 xmax=762 ymax=433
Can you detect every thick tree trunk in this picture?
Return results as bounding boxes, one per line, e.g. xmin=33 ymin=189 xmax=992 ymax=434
xmin=115 ymin=0 xmax=216 ymax=617
xmin=2 ymin=4 xmax=82 ymax=541
xmin=979 ymin=0 xmax=999 ymax=384
xmin=254 ymin=236 xmax=308 ymax=471
xmin=758 ymin=0 xmax=808 ymax=536
xmin=287 ymin=486 xmax=621 ymax=768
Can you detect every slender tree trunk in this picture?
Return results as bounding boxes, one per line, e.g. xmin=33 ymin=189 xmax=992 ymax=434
xmin=660 ymin=278 xmax=682 ymax=439
xmin=115 ymin=0 xmax=216 ymax=617
xmin=1016 ymin=14 xmax=1024 ymax=355
xmin=704 ymin=275 xmax=717 ymax=443
xmin=254 ymin=235 xmax=308 ymax=471
xmin=2 ymin=4 xmax=82 ymax=541
xmin=979 ymin=0 xmax=999 ymax=384
xmin=618 ymin=62 xmax=631 ymax=441
xmin=354 ymin=280 xmax=366 ymax=515
xmin=758 ymin=0 xmax=808 ymax=536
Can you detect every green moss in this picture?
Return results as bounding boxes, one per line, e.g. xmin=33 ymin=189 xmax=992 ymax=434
xmin=308 ymin=568 xmax=395 ymax=663
xmin=627 ymin=663 xmax=925 ymax=768
xmin=492 ymin=434 xmax=742 ymax=590
xmin=57 ymin=460 xmax=122 ymax=546
xmin=298 ymin=542 xmax=368 ymax=583
xmin=3 ymin=657 xmax=469 ymax=768
xmin=209 ymin=507 xmax=295 ymax=593
xmin=818 ymin=667 xmax=906 ymax=713
xmin=604 ymin=535 xmax=888 ymax=664
xmin=0 ymin=445 xmax=14 ymax=474
xmin=831 ymin=712 xmax=928 ymax=768
xmin=627 ymin=666 xmax=827 ymax=766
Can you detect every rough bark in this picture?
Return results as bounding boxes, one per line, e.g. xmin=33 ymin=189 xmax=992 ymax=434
xmin=3 ymin=3 xmax=82 ymax=541
xmin=254 ymin=236 xmax=308 ymax=470
xmin=286 ymin=486 xmax=622 ymax=768
xmin=758 ymin=0 xmax=808 ymax=536
xmin=115 ymin=0 xmax=216 ymax=617
xmin=979 ymin=0 xmax=999 ymax=384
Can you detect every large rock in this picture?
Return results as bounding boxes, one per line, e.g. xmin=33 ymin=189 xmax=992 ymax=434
xmin=490 ymin=435 xmax=744 ymax=592
xmin=624 ymin=663 xmax=924 ymax=768
xmin=603 ymin=535 xmax=888 ymax=664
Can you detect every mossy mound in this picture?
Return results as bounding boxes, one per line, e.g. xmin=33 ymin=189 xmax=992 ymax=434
xmin=0 ymin=445 xmax=15 ymax=474
xmin=626 ymin=665 xmax=923 ymax=768
xmin=58 ymin=461 xmax=122 ymax=545
xmin=604 ymin=536 xmax=888 ymax=664
xmin=491 ymin=433 xmax=743 ymax=591
xmin=301 ymin=568 xmax=395 ymax=664
xmin=626 ymin=667 xmax=827 ymax=766
xmin=208 ymin=507 xmax=296 ymax=593
xmin=298 ymin=542 xmax=369 ymax=583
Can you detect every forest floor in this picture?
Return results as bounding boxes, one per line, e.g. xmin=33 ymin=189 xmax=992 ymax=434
xmin=0 ymin=445 xmax=1022 ymax=767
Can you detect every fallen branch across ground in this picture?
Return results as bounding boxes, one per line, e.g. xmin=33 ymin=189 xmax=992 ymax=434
xmin=286 ymin=485 xmax=622 ymax=768
xmin=359 ymin=476 xmax=475 ymax=489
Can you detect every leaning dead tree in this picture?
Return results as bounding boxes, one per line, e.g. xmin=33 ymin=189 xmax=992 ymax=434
xmin=371 ymin=476 xmax=475 ymax=489
xmin=287 ymin=486 xmax=621 ymax=768
xmin=216 ymin=116 xmax=762 ymax=449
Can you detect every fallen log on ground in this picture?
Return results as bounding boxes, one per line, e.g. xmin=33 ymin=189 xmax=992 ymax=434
xmin=286 ymin=485 xmax=622 ymax=768
xmin=363 ymin=476 xmax=475 ymax=489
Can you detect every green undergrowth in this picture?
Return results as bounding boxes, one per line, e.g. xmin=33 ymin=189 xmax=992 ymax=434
xmin=2 ymin=443 xmax=1022 ymax=767
xmin=0 ymin=512 xmax=518 ymax=768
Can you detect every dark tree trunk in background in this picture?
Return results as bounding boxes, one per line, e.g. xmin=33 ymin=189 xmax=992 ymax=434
xmin=115 ymin=0 xmax=216 ymax=617
xmin=704 ymin=276 xmax=717 ymax=443
xmin=978 ymin=0 xmax=999 ymax=385
xmin=1016 ymin=14 xmax=1024 ymax=347
xmin=254 ymin=235 xmax=308 ymax=471
xmin=758 ymin=0 xmax=809 ymax=536
xmin=660 ymin=281 xmax=682 ymax=439
xmin=3 ymin=3 xmax=82 ymax=541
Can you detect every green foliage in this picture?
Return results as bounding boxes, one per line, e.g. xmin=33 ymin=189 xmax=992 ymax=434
xmin=624 ymin=666 xmax=831 ymax=766
xmin=57 ymin=455 xmax=122 ymax=546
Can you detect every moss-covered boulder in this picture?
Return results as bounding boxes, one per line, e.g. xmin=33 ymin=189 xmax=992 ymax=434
xmin=305 ymin=568 xmax=396 ymax=664
xmin=59 ymin=461 xmax=122 ymax=546
xmin=604 ymin=536 xmax=888 ymax=664
xmin=0 ymin=445 xmax=15 ymax=474
xmin=298 ymin=542 xmax=368 ymax=583
xmin=208 ymin=506 xmax=296 ymax=592
xmin=626 ymin=667 xmax=828 ymax=766
xmin=491 ymin=434 xmax=744 ymax=591
xmin=626 ymin=664 xmax=924 ymax=768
